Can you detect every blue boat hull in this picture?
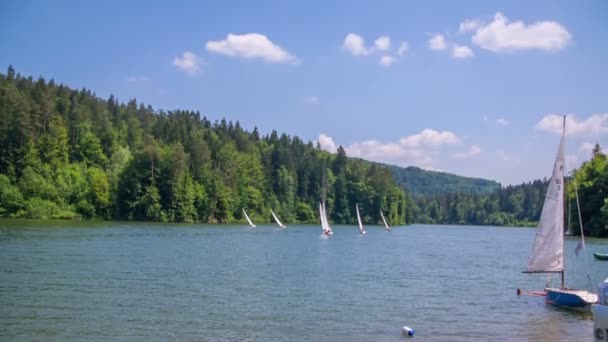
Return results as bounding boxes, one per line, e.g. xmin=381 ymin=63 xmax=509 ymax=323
xmin=546 ymin=288 xmax=597 ymax=312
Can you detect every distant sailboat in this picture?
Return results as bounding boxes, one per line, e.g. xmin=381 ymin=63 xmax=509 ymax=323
xmin=319 ymin=202 xmax=333 ymax=236
xmin=356 ymin=204 xmax=366 ymax=235
xmin=271 ymin=209 xmax=286 ymax=229
xmin=519 ymin=116 xmax=597 ymax=312
xmin=242 ymin=209 xmax=256 ymax=228
xmin=380 ymin=210 xmax=392 ymax=231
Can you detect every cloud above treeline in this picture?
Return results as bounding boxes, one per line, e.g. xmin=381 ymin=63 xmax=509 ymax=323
xmin=429 ymin=34 xmax=475 ymax=60
xmin=171 ymin=12 xmax=571 ymax=76
xmin=536 ymin=114 xmax=608 ymax=136
xmin=429 ymin=12 xmax=570 ymax=59
xmin=429 ymin=34 xmax=447 ymax=51
xmin=317 ymin=129 xmax=476 ymax=170
xmin=206 ymin=33 xmax=298 ymax=64
xmin=452 ymin=44 xmax=474 ymax=58
xmin=464 ymin=12 xmax=571 ymax=52
xmin=342 ymin=33 xmax=408 ymax=67
xmin=173 ymin=51 xmax=202 ymax=76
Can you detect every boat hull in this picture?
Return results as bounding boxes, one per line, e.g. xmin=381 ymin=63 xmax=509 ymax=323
xmin=594 ymin=252 xmax=608 ymax=261
xmin=545 ymin=287 xmax=598 ymax=312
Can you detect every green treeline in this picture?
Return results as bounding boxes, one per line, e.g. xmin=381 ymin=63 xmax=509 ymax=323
xmin=409 ymin=180 xmax=548 ymax=227
xmin=0 ymin=67 xmax=408 ymax=224
xmin=568 ymin=146 xmax=608 ymax=237
xmin=409 ymin=146 xmax=608 ymax=237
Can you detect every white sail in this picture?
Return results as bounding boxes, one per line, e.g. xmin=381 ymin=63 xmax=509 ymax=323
xmin=319 ymin=203 xmax=325 ymax=232
xmin=271 ymin=210 xmax=286 ymax=229
xmin=242 ymin=209 xmax=256 ymax=228
xmin=323 ymin=202 xmax=331 ymax=234
xmin=527 ymin=121 xmax=565 ymax=273
xmin=320 ymin=201 xmax=332 ymax=235
xmin=380 ymin=211 xmax=391 ymax=231
xmin=356 ymin=204 xmax=366 ymax=234
xmin=319 ymin=202 xmax=328 ymax=233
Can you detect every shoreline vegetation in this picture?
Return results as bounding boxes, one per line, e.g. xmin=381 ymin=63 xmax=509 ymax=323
xmin=0 ymin=217 xmax=540 ymax=230
xmin=0 ymin=67 xmax=408 ymax=226
xmin=0 ymin=67 xmax=606 ymax=236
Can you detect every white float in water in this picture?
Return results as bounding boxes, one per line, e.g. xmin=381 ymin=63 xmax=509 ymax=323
xmin=402 ymin=326 xmax=414 ymax=337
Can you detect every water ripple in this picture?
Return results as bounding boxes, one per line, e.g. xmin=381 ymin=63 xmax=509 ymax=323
xmin=0 ymin=222 xmax=600 ymax=340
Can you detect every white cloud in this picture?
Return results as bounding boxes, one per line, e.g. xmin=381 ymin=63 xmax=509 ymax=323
xmin=173 ymin=51 xmax=201 ymax=76
xmin=307 ymin=96 xmax=319 ymax=105
xmin=374 ymin=36 xmax=391 ymax=51
xmin=317 ymin=129 xmax=463 ymax=170
xmin=379 ymin=55 xmax=396 ymax=66
xmin=317 ymin=133 xmax=337 ymax=152
xmin=345 ymin=139 xmax=439 ymax=170
xmin=578 ymin=142 xmax=596 ymax=156
xmin=206 ymin=33 xmax=298 ymax=63
xmin=567 ymin=142 xmax=600 ymax=169
xmin=429 ymin=34 xmax=447 ymax=50
xmin=452 ymin=145 xmax=482 ymax=159
xmin=452 ymin=44 xmax=474 ymax=58
xmin=397 ymin=41 xmax=409 ymax=56
xmin=471 ymin=12 xmax=571 ymax=52
xmin=496 ymin=118 xmax=510 ymax=126
xmin=126 ymin=75 xmax=149 ymax=83
xmin=535 ymin=114 xmax=608 ymax=136
xmin=460 ymin=19 xmax=481 ymax=33
xmin=342 ymin=33 xmax=372 ymax=56
xmin=497 ymin=149 xmax=520 ymax=164
xmin=400 ymin=129 xmax=461 ymax=147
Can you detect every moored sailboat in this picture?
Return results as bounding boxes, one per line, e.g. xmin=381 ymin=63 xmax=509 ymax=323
xmin=520 ymin=116 xmax=597 ymax=311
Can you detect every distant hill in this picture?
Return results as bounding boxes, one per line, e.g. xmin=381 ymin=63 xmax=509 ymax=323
xmin=386 ymin=165 xmax=500 ymax=196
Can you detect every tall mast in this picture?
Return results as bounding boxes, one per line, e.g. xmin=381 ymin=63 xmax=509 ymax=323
xmin=561 ymin=115 xmax=566 ymax=289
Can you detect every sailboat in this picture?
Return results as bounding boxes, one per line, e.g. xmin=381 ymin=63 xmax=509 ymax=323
xmin=271 ymin=209 xmax=287 ymax=229
xmin=319 ymin=202 xmax=333 ymax=236
xmin=356 ymin=204 xmax=366 ymax=235
xmin=380 ymin=210 xmax=392 ymax=231
xmin=520 ymin=116 xmax=597 ymax=311
xmin=242 ymin=209 xmax=256 ymax=228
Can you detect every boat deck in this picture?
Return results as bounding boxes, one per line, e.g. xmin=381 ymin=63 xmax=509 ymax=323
xmin=543 ymin=287 xmax=597 ymax=312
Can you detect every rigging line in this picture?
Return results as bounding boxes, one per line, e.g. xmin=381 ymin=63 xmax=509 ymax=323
xmin=574 ymin=181 xmax=594 ymax=291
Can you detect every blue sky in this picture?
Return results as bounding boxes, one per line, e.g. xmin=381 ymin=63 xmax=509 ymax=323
xmin=1 ymin=0 xmax=607 ymax=185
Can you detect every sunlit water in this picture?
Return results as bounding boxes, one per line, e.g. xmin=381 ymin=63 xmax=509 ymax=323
xmin=1 ymin=220 xmax=606 ymax=341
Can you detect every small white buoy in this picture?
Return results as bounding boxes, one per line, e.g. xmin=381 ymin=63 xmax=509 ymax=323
xmin=402 ymin=326 xmax=414 ymax=337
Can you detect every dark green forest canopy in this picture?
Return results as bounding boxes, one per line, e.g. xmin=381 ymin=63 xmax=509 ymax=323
xmin=386 ymin=164 xmax=500 ymax=196
xmin=0 ymin=67 xmax=408 ymax=225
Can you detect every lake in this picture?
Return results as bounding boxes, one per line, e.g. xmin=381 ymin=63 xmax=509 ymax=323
xmin=1 ymin=220 xmax=606 ymax=341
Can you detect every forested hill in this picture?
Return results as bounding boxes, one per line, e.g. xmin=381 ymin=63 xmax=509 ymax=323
xmin=407 ymin=146 xmax=608 ymax=237
xmin=387 ymin=165 xmax=500 ymax=196
xmin=410 ymin=179 xmax=548 ymax=227
xmin=0 ymin=67 xmax=409 ymax=224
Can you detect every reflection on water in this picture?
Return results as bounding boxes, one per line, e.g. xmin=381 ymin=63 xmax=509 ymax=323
xmin=0 ymin=220 xmax=602 ymax=341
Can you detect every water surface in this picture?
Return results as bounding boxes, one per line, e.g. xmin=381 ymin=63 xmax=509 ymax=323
xmin=1 ymin=221 xmax=606 ymax=341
